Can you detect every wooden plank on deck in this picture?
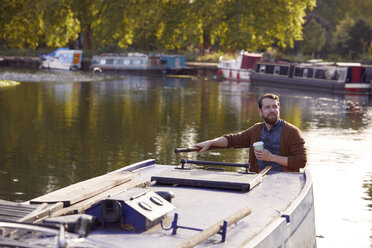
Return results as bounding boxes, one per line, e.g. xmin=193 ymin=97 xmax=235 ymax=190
xmin=19 ymin=202 xmax=63 ymax=223
xmin=50 ymin=178 xmax=148 ymax=217
xmin=0 ymin=200 xmax=38 ymax=222
xmin=30 ymin=171 xmax=137 ymax=206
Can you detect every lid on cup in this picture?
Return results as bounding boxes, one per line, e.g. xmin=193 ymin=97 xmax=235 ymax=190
xmin=253 ymin=141 xmax=264 ymax=146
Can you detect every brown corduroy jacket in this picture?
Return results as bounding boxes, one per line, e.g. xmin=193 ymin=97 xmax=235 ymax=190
xmin=224 ymin=121 xmax=307 ymax=173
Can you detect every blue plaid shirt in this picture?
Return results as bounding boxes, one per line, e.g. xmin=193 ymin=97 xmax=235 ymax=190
xmin=257 ymin=119 xmax=284 ymax=172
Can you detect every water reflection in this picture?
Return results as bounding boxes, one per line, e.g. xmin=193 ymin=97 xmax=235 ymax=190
xmin=0 ymin=72 xmax=371 ymax=246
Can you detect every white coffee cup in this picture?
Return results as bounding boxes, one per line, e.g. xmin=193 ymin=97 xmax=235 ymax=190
xmin=253 ymin=141 xmax=264 ymax=151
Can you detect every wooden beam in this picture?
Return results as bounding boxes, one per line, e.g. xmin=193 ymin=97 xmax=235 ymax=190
xmin=19 ymin=202 xmax=63 ymax=223
xmin=30 ymin=171 xmax=137 ymax=206
xmin=50 ymin=179 xmax=148 ymax=217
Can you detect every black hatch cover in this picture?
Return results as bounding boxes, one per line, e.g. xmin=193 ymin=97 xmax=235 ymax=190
xmin=151 ymin=167 xmax=270 ymax=192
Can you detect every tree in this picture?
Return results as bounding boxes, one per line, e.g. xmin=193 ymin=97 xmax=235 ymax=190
xmin=347 ymin=18 xmax=372 ymax=58
xmin=0 ymin=0 xmax=316 ymax=52
xmin=69 ymin=0 xmax=104 ymax=51
xmin=39 ymin=0 xmax=80 ymax=47
xmin=0 ymin=0 xmax=43 ymax=49
xmin=215 ymin=0 xmax=316 ymax=51
xmin=333 ymin=18 xmax=372 ymax=59
xmin=332 ymin=17 xmax=354 ymax=58
xmin=301 ymin=20 xmax=326 ymax=58
xmin=0 ymin=0 xmax=80 ymax=49
xmin=92 ymin=0 xmax=136 ymax=49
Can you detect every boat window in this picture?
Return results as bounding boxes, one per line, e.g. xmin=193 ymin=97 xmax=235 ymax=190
xmin=303 ymin=69 xmax=308 ymax=78
xmin=279 ymin=66 xmax=289 ymax=76
xmin=307 ymin=69 xmax=314 ymax=78
xmin=314 ymin=69 xmax=327 ymax=79
xmin=336 ymin=68 xmax=347 ymax=82
xmin=133 ymin=59 xmax=141 ymax=65
xmin=266 ymin=65 xmax=275 ymax=74
xmin=106 ymin=59 xmax=114 ymax=65
xmin=175 ymin=58 xmax=181 ymax=68
xmin=259 ymin=65 xmax=266 ymax=73
xmin=294 ymin=67 xmax=303 ymax=77
xmin=117 ymin=59 xmax=124 ymax=65
xmin=274 ymin=66 xmax=280 ymax=75
xmin=99 ymin=59 xmax=106 ymax=65
xmin=124 ymin=59 xmax=130 ymax=65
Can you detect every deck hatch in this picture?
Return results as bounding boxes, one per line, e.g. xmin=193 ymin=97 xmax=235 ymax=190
xmin=151 ymin=167 xmax=270 ymax=192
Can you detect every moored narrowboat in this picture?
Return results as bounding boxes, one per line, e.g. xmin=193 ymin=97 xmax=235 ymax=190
xmin=91 ymin=53 xmax=167 ymax=75
xmin=251 ymin=61 xmax=372 ymax=94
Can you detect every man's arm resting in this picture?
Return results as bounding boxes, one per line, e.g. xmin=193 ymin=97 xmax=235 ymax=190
xmin=195 ymin=137 xmax=228 ymax=153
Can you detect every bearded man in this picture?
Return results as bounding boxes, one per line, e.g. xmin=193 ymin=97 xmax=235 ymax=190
xmin=194 ymin=93 xmax=307 ymax=173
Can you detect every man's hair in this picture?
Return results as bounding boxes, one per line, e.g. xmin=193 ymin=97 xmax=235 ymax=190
xmin=258 ymin=93 xmax=280 ymax=109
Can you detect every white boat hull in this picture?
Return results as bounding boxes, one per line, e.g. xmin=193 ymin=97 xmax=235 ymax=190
xmin=41 ymin=49 xmax=82 ymax=70
xmin=219 ymin=67 xmax=252 ymax=81
xmin=345 ymin=82 xmax=372 ymax=93
xmin=218 ymin=52 xmax=262 ymax=82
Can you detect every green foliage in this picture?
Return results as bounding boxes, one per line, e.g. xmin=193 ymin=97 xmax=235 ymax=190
xmin=0 ymin=0 xmax=43 ymax=49
xmin=39 ymin=0 xmax=80 ymax=47
xmin=2 ymin=0 xmax=372 ymax=62
xmin=332 ymin=18 xmax=372 ymax=59
xmin=347 ymin=19 xmax=372 ymax=58
xmin=312 ymin=0 xmax=352 ymax=28
xmin=213 ymin=0 xmax=316 ymax=51
xmin=332 ymin=17 xmax=354 ymax=58
xmin=0 ymin=0 xmax=316 ymax=53
xmin=301 ymin=20 xmax=326 ymax=58
xmin=309 ymin=0 xmax=372 ymax=60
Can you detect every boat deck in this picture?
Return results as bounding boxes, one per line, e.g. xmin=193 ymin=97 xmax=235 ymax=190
xmin=0 ymin=160 xmax=316 ymax=248
xmin=83 ymin=162 xmax=314 ymax=248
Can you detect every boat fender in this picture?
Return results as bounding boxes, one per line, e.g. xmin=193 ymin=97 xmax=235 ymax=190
xmin=93 ymin=67 xmax=102 ymax=73
xmin=155 ymin=191 xmax=175 ymax=203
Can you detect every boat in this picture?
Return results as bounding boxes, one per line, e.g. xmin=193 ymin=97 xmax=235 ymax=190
xmin=91 ymin=53 xmax=167 ymax=75
xmin=0 ymin=156 xmax=316 ymax=247
xmin=160 ymin=55 xmax=187 ymax=74
xmin=217 ymin=52 xmax=262 ymax=81
xmin=41 ymin=48 xmax=83 ymax=70
xmin=250 ymin=60 xmax=372 ymax=94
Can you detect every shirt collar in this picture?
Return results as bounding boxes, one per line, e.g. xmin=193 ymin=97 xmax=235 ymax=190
xmin=263 ymin=119 xmax=283 ymax=132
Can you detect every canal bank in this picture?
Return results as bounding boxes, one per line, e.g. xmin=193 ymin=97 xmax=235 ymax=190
xmin=0 ymin=56 xmax=218 ymax=77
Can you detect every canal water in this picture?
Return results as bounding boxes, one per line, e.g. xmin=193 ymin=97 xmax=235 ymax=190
xmin=0 ymin=68 xmax=371 ymax=247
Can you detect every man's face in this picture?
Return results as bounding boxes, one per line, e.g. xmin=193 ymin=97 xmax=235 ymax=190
xmin=258 ymin=98 xmax=280 ymax=125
